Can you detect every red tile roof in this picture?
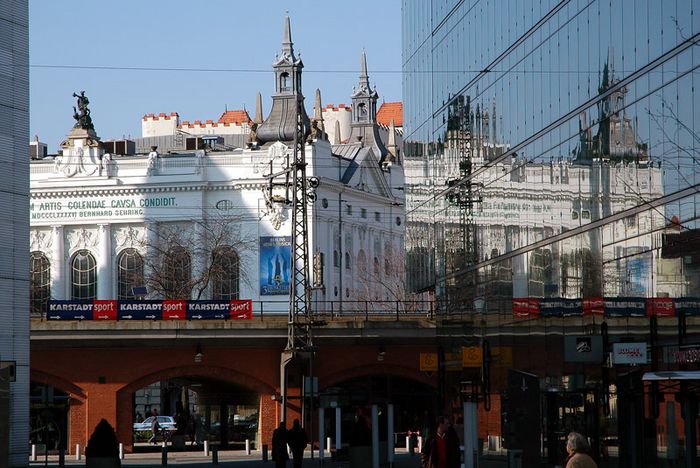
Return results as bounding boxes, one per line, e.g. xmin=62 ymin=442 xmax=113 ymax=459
xmin=218 ymin=110 xmax=251 ymax=125
xmin=376 ymin=102 xmax=403 ymax=127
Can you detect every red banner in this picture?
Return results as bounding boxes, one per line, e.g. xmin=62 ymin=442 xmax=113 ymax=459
xmin=647 ymin=297 xmax=675 ymax=317
xmin=162 ymin=300 xmax=187 ymax=320
xmin=230 ymin=300 xmax=253 ymax=320
xmin=92 ymin=300 xmax=117 ymax=320
xmin=512 ymin=298 xmax=540 ymax=318
xmin=583 ymin=298 xmax=605 ymax=316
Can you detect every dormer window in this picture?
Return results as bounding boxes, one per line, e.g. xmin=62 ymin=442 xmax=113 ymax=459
xmin=280 ymin=73 xmax=290 ymax=92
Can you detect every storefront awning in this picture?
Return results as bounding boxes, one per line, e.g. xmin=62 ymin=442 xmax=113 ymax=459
xmin=642 ymin=371 xmax=700 ymax=381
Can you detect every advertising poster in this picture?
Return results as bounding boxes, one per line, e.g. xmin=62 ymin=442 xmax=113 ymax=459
xmin=259 ymin=236 xmax=292 ymax=296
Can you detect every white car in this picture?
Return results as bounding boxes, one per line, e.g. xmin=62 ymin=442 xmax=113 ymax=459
xmin=133 ymin=416 xmax=177 ymax=433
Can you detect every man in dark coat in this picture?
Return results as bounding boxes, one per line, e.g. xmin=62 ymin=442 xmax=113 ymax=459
xmin=271 ymin=421 xmax=289 ymax=468
xmin=421 ymin=416 xmax=461 ymax=468
xmin=287 ymin=419 xmax=308 ymax=468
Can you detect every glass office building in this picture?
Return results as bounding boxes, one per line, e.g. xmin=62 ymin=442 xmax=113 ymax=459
xmin=403 ymin=1 xmax=700 ymax=464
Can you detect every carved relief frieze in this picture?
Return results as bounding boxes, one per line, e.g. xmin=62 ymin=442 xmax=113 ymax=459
xmin=30 ymin=229 xmax=53 ymax=252
xmin=66 ymin=227 xmax=98 ymax=252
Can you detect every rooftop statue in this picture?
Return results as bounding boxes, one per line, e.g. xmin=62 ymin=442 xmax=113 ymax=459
xmin=72 ymin=91 xmax=95 ymax=131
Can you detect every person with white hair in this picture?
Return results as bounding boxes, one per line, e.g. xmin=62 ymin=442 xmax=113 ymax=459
xmin=565 ymin=432 xmax=597 ymax=468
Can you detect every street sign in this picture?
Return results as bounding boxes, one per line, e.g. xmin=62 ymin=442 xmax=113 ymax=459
xmin=462 ymin=346 xmax=483 ymax=368
xmin=419 ymin=353 xmax=438 ymax=372
xmin=492 ymin=346 xmax=513 ymax=368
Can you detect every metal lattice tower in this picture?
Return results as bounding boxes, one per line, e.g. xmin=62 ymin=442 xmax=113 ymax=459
xmin=287 ymin=98 xmax=313 ymax=352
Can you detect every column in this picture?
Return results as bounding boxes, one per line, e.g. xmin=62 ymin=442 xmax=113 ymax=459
xmin=97 ymin=224 xmax=112 ymax=299
xmin=371 ymin=404 xmax=379 ymax=468
xmin=318 ymin=407 xmax=325 ymax=463
xmin=143 ymin=222 xmax=156 ymax=298
xmin=387 ymin=404 xmax=394 ymax=467
xmin=191 ymin=221 xmax=206 ymax=299
xmin=51 ymin=225 xmax=66 ymax=299
xmin=335 ymin=407 xmax=341 ymax=450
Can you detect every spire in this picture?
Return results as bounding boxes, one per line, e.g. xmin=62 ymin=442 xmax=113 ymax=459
xmin=348 ymin=48 xmax=386 ymax=159
xmin=254 ymin=92 xmax=263 ymax=124
xmin=313 ymin=88 xmax=323 ymax=123
xmin=359 ymin=48 xmax=370 ymax=89
xmin=334 ymin=120 xmax=341 ymax=145
xmin=386 ymin=118 xmax=397 ymax=162
xmin=282 ymin=12 xmax=294 ymax=57
xmin=256 ymin=13 xmax=310 ymax=144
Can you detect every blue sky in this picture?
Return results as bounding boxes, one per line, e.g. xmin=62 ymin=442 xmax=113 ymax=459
xmin=30 ymin=1 xmax=401 ymax=151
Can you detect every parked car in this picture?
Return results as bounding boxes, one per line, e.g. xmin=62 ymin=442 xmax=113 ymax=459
xmin=133 ymin=416 xmax=177 ymax=433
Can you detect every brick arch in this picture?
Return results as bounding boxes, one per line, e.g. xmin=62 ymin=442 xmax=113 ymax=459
xmin=322 ymin=363 xmax=436 ymax=389
xmin=118 ymin=364 xmax=276 ymax=398
xmin=31 ymin=369 xmax=87 ymax=401
xmin=116 ymin=364 xmax=276 ymax=450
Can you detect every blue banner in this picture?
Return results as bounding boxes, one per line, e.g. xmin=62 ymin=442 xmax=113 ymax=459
xmin=47 ymin=300 xmax=94 ymax=320
xmin=187 ymin=301 xmax=231 ymax=320
xmin=540 ymin=298 xmax=582 ymax=317
xmin=117 ymin=301 xmax=163 ymax=320
xmin=675 ymin=298 xmax=700 ymax=317
xmin=604 ymin=297 xmax=647 ymax=317
xmin=259 ymin=236 xmax=292 ymax=296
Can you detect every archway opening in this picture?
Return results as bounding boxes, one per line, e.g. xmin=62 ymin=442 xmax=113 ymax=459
xmin=132 ymin=376 xmax=259 ymax=451
xmin=30 ymin=382 xmax=70 ymax=454
xmin=320 ymin=374 xmax=437 ymax=451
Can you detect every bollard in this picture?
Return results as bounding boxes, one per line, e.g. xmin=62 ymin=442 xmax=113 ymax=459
xmin=119 ymin=443 xmax=124 ymax=460
xmin=326 ymin=436 xmax=332 ymax=453
xmin=75 ymin=444 xmax=81 ymax=461
xmin=212 ymin=447 xmax=218 ymax=465
xmin=161 ymin=445 xmax=168 ymax=466
xmin=58 ymin=449 xmax=65 ymax=467
xmin=204 ymin=440 xmax=209 ymax=456
xmin=417 ymin=436 xmax=423 ymax=453
xmin=245 ymin=439 xmax=251 ymax=455
xmin=31 ymin=444 xmax=36 ymax=461
xmin=262 ymin=443 xmax=268 ymax=462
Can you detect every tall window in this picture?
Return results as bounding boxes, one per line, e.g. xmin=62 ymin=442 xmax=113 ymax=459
xmin=71 ymin=250 xmax=97 ymax=300
xmin=211 ymin=246 xmax=240 ymax=300
xmin=117 ymin=248 xmax=144 ymax=300
xmin=280 ymin=72 xmax=290 ymax=92
xmin=30 ymin=251 xmax=51 ymax=315
xmin=162 ymin=246 xmax=191 ymax=299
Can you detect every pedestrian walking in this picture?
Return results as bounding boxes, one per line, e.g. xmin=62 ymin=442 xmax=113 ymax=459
xmin=420 ymin=416 xmax=461 ymax=468
xmin=272 ymin=420 xmax=289 ymax=468
xmin=565 ymin=432 xmax=597 ymax=468
xmin=287 ymin=419 xmax=308 ymax=468
xmin=148 ymin=416 xmax=160 ymax=445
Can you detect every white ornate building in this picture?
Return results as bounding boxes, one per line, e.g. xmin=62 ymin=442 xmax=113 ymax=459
xmin=30 ymin=16 xmax=405 ymax=316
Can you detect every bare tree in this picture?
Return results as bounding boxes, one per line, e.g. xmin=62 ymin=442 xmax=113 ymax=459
xmin=142 ymin=214 xmax=256 ymax=300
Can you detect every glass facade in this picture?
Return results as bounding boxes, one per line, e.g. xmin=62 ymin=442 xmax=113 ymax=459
xmin=403 ymin=0 xmax=700 ymax=310
xmin=403 ymin=1 xmax=700 ymax=463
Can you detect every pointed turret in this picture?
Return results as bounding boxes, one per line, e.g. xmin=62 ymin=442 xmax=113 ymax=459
xmin=348 ymin=48 xmax=387 ymax=160
xmin=254 ymin=92 xmax=263 ymax=124
xmin=313 ymin=88 xmax=324 ymax=129
xmin=333 ymin=120 xmax=341 ymax=145
xmin=386 ymin=118 xmax=397 ymax=164
xmin=256 ymin=14 xmax=310 ymax=144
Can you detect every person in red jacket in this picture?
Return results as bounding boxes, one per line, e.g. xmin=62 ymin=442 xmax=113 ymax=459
xmin=420 ymin=416 xmax=461 ymax=468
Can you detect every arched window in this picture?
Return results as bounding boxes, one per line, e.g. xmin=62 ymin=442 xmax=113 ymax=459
xmin=117 ymin=248 xmax=144 ymax=300
xmin=345 ymin=252 xmax=352 ymax=270
xmin=280 ymin=72 xmax=290 ymax=92
xmin=71 ymin=250 xmax=97 ymax=300
xmin=30 ymin=251 xmax=51 ymax=315
xmin=162 ymin=246 xmax=191 ymax=299
xmin=211 ymin=246 xmax=240 ymax=300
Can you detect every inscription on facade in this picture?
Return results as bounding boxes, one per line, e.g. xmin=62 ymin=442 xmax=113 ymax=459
xmin=30 ymin=196 xmax=179 ymax=220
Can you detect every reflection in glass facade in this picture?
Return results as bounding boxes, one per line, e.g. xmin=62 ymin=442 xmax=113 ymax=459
xmin=403 ymin=0 xmax=700 ymax=311
xmin=403 ymin=1 xmax=700 ymax=463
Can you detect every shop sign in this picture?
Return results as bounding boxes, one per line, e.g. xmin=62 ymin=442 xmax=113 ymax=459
xmin=612 ymin=342 xmax=647 ymax=365
xmin=491 ymin=346 xmax=513 ymax=368
xmin=664 ymin=347 xmax=700 ymax=364
xmin=564 ymin=336 xmax=603 ymax=362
